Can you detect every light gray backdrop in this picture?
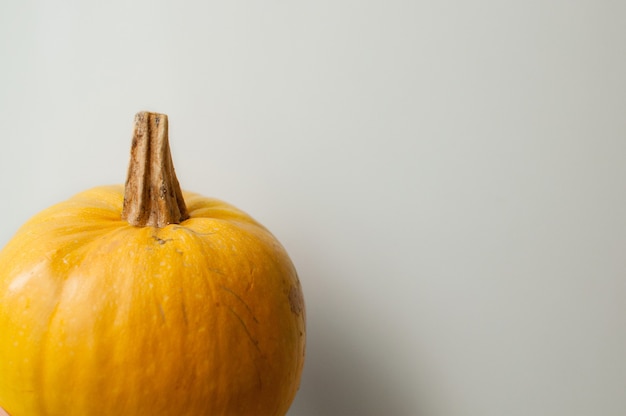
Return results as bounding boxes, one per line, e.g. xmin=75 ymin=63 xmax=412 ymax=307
xmin=1 ymin=1 xmax=625 ymax=415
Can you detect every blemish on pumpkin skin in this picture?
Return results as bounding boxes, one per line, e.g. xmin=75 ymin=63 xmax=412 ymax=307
xmin=157 ymin=303 xmax=166 ymax=323
xmin=226 ymin=306 xmax=261 ymax=353
xmin=288 ymin=285 xmax=304 ymax=316
xmin=220 ymin=285 xmax=259 ymax=323
xmin=152 ymin=235 xmax=173 ymax=245
xmin=181 ymin=302 xmax=188 ymax=325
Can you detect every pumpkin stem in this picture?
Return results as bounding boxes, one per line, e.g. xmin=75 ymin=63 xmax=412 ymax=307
xmin=122 ymin=112 xmax=189 ymax=227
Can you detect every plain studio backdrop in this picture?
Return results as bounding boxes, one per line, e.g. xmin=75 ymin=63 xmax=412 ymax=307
xmin=1 ymin=1 xmax=626 ymax=415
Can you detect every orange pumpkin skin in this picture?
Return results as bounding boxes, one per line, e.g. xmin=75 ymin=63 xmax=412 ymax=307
xmin=0 ymin=185 xmax=305 ymax=416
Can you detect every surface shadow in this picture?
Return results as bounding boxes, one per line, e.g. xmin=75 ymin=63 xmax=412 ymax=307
xmin=288 ymin=308 xmax=433 ymax=416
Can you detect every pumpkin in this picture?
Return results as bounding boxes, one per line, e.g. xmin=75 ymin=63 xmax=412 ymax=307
xmin=0 ymin=112 xmax=305 ymax=416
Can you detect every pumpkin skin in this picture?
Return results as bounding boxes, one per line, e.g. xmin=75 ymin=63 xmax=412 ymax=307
xmin=0 ymin=116 xmax=305 ymax=416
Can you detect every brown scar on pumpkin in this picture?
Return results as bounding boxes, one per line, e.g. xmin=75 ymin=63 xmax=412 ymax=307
xmin=288 ymin=285 xmax=304 ymax=316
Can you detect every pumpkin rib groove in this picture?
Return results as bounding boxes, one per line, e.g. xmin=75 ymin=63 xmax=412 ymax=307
xmin=35 ymin=307 xmax=58 ymax=416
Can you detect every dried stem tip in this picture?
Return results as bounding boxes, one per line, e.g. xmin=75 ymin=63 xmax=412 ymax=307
xmin=122 ymin=111 xmax=189 ymax=227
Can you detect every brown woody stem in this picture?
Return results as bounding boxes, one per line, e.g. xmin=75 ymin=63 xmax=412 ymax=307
xmin=122 ymin=111 xmax=189 ymax=227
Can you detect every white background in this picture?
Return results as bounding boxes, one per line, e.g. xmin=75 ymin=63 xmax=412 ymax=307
xmin=1 ymin=1 xmax=626 ymax=415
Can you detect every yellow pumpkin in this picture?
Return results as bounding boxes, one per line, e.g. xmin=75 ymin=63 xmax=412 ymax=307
xmin=0 ymin=112 xmax=305 ymax=416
